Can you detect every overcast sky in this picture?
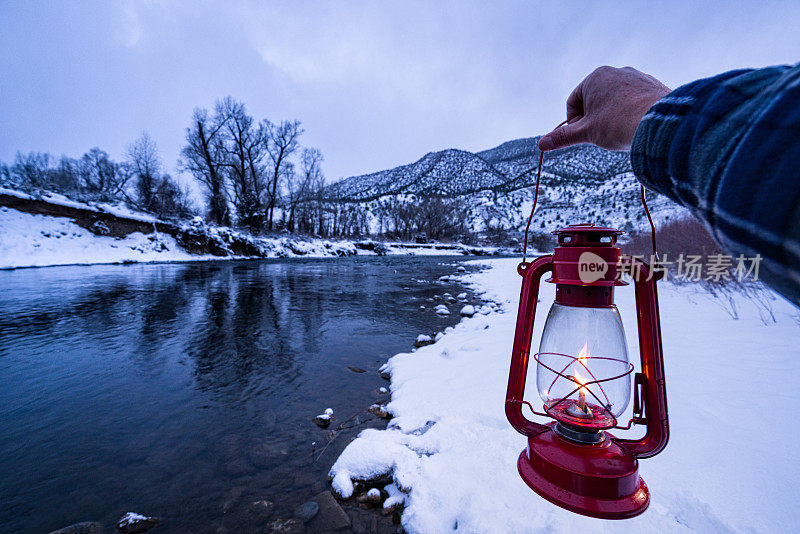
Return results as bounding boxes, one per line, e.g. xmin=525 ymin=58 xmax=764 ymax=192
xmin=1 ymin=1 xmax=799 ymax=185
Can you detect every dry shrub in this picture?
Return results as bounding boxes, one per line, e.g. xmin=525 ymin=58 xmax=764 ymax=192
xmin=622 ymin=216 xmax=777 ymax=323
xmin=622 ymin=216 xmax=723 ymax=260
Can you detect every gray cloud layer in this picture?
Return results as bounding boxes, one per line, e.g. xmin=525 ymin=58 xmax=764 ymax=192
xmin=1 ymin=1 xmax=798 ymax=183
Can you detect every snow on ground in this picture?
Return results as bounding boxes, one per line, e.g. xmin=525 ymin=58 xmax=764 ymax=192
xmin=0 ymin=206 xmax=489 ymax=269
xmin=330 ymin=258 xmax=800 ymax=533
xmin=0 ymin=206 xmax=215 ymax=268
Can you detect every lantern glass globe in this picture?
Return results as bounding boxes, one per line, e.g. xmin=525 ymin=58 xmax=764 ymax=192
xmin=531 ymin=302 xmax=632 ymax=418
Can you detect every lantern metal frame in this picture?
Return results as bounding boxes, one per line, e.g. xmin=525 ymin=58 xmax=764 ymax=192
xmin=531 ymin=351 xmax=634 ymax=430
xmin=505 ymin=224 xmax=669 ymax=520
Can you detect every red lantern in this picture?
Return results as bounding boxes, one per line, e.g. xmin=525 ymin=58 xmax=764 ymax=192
xmin=505 ymin=223 xmax=669 ymax=519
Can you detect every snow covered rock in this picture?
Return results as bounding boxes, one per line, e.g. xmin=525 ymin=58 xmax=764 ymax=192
xmin=114 ymin=512 xmax=160 ymax=533
xmin=368 ymin=403 xmax=391 ymax=419
xmin=434 ymin=304 xmax=450 ymax=315
xmin=379 ymin=364 xmax=391 ymax=380
xmin=457 ymin=292 xmax=468 ymax=300
xmin=382 ymin=483 xmax=406 ymax=515
xmin=414 ymin=334 xmax=434 ymax=347
xmin=329 ymin=428 xmax=421 ymax=499
xmin=313 ymin=413 xmax=332 ymax=428
xmin=456 ymin=265 xmax=467 ymax=273
xmin=460 ymin=305 xmax=475 ymax=317
xmin=357 ymin=487 xmax=383 ymax=506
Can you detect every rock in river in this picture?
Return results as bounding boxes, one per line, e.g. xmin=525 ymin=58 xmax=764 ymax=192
xmin=294 ymin=501 xmax=319 ymax=522
xmin=243 ymin=499 xmax=275 ymax=523
xmin=266 ymin=518 xmax=304 ymax=533
xmin=307 ymin=491 xmax=351 ymax=531
xmin=49 ymin=522 xmax=103 ymax=534
xmin=368 ymin=403 xmax=391 ymax=419
xmin=314 ymin=413 xmax=332 ymax=428
xmin=414 ymin=334 xmax=434 ymax=347
xmin=115 ymin=512 xmax=161 ymax=533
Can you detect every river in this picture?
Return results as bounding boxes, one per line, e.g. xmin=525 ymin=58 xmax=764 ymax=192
xmin=0 ymin=256 xmax=483 ymax=533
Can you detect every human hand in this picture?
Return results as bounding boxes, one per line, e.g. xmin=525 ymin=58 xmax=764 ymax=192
xmin=538 ymin=66 xmax=671 ymax=152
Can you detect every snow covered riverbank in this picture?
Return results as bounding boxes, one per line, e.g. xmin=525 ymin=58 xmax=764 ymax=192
xmin=330 ymin=258 xmax=800 ymax=533
xmin=0 ymin=199 xmax=501 ymax=269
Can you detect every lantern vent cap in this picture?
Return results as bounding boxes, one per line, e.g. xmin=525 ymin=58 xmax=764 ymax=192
xmin=552 ymin=223 xmax=623 ymax=248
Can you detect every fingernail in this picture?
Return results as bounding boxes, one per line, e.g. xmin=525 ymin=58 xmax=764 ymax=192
xmin=538 ymin=136 xmax=554 ymax=151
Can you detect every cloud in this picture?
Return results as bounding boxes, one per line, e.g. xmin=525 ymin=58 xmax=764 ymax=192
xmin=118 ymin=0 xmax=143 ymax=48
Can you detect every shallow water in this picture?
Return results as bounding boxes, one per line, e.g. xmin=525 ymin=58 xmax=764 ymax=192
xmin=0 ymin=256 xmax=482 ymax=533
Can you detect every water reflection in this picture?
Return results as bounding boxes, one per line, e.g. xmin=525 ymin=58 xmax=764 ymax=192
xmin=0 ymin=257 xmax=479 ymax=533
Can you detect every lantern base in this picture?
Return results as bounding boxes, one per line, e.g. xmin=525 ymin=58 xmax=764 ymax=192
xmin=518 ymin=427 xmax=649 ymax=519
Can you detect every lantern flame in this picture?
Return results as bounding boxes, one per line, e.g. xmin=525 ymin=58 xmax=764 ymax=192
xmin=574 ymin=342 xmax=590 ymax=412
xmin=577 ymin=341 xmax=590 ymax=363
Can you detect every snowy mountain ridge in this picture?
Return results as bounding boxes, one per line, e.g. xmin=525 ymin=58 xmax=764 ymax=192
xmin=329 ymin=137 xmax=685 ymax=236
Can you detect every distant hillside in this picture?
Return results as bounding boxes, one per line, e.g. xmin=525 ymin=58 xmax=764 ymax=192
xmin=326 ymin=137 xmax=683 ymax=239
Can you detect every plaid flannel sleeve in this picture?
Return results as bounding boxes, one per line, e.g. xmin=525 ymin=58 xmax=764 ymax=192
xmin=631 ymin=63 xmax=800 ymax=306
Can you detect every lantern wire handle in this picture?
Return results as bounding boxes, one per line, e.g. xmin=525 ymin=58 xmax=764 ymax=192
xmin=521 ymin=119 xmax=568 ymax=266
xmin=640 ymin=184 xmax=659 ymax=260
xmin=521 ymin=120 xmax=660 ymax=264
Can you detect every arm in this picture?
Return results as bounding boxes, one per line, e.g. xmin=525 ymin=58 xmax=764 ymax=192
xmin=631 ymin=65 xmax=800 ymax=305
xmin=541 ymin=65 xmax=800 ymax=306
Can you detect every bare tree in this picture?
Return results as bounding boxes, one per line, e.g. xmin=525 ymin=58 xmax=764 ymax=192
xmin=79 ymin=147 xmax=127 ymax=197
xmin=50 ymin=156 xmax=80 ymax=192
xmin=217 ymin=97 xmax=267 ymax=230
xmin=264 ymin=119 xmax=302 ymax=231
xmin=180 ymin=107 xmax=230 ymax=225
xmin=11 ymin=152 xmax=52 ymax=189
xmin=127 ymin=132 xmax=161 ymax=211
xmin=150 ymin=173 xmax=195 ymax=219
xmin=284 ymin=147 xmax=322 ymax=232
xmin=0 ymin=161 xmax=10 ymax=188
